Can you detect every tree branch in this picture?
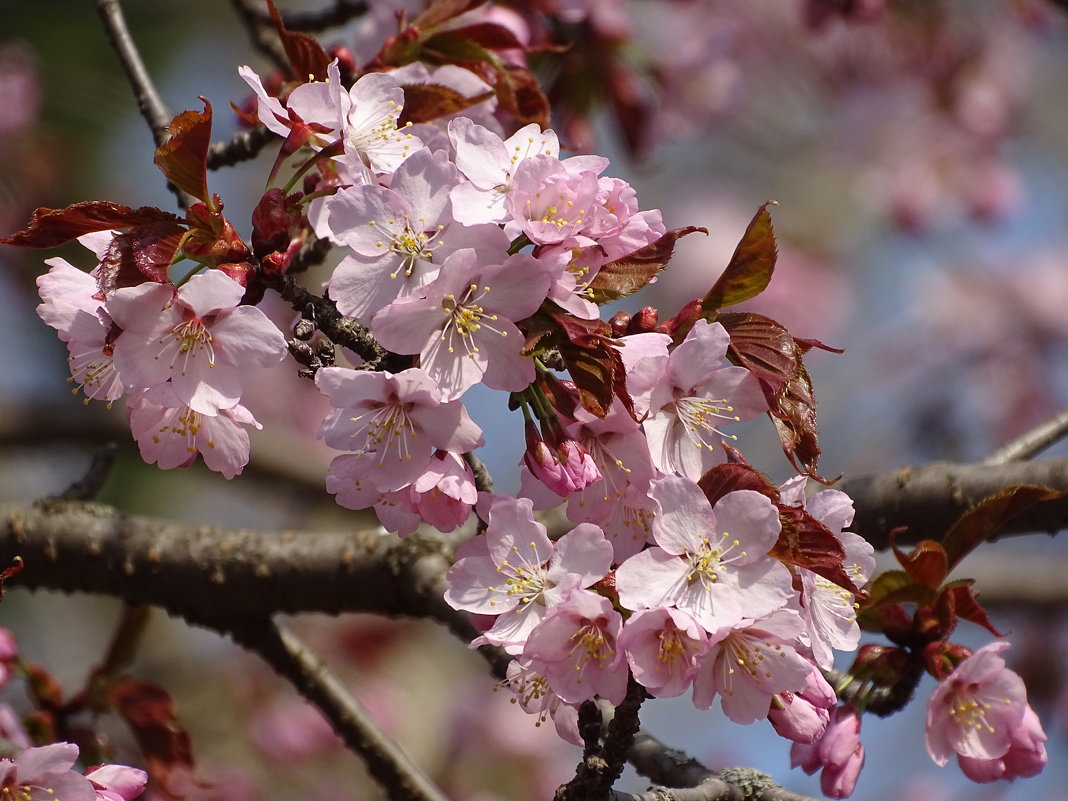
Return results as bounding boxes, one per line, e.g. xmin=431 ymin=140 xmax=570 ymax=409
xmin=241 ymin=0 xmax=371 ymax=32
xmin=983 ymin=408 xmax=1068 ymax=465
xmin=223 ymin=619 xmax=449 ymax=801
xmin=229 ymin=0 xmax=290 ymax=74
xmin=206 ymin=124 xmax=276 ymax=170
xmin=836 ymin=458 xmax=1068 ymax=549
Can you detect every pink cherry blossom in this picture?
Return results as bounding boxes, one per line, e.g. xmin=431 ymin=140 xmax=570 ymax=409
xmin=639 ymin=319 xmax=768 ymax=479
xmin=505 ymin=155 xmax=601 ymax=246
xmin=108 ymin=270 xmax=287 ymax=414
xmin=925 ymin=642 xmax=1047 ymax=780
xmin=389 ymin=63 xmax=499 ymax=153
xmin=372 ymin=248 xmax=556 ymax=399
xmin=691 ymin=611 xmax=815 ymax=724
xmin=779 ymin=477 xmax=875 ymax=669
xmin=523 ymin=419 xmax=602 ymax=498
xmin=769 ymin=665 xmax=837 ymax=744
xmin=614 ymin=477 xmax=792 ymax=634
xmin=521 ymin=589 xmax=629 ymax=705
xmin=444 ymin=497 xmax=612 ymax=652
xmin=316 ymin=366 xmax=484 ymax=493
xmin=0 ymin=743 xmax=96 ymax=801
xmin=323 ymin=148 xmax=510 ymax=322
xmin=504 ymin=660 xmax=582 ymax=747
xmin=791 ymin=706 xmax=865 ymax=799
xmin=448 ymin=118 xmax=560 ymax=225
xmin=127 ymin=385 xmax=261 ymax=479
xmin=619 ymin=607 xmax=708 ymax=698
xmin=956 ymin=705 xmax=1048 ymax=783
xmin=84 ymin=763 xmax=148 ymax=801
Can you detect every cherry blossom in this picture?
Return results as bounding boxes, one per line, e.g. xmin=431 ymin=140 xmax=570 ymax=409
xmin=372 ymin=248 xmax=556 ymax=399
xmin=637 ymin=319 xmax=767 ymax=479
xmin=84 ymin=764 xmax=149 ymax=801
xmin=0 ymin=743 xmax=96 ymax=801
xmin=925 ymin=642 xmax=1048 ymax=780
xmin=779 ymin=477 xmax=875 ymax=669
xmin=614 ymin=477 xmax=791 ymax=634
xmin=505 ymin=154 xmax=601 ymax=246
xmin=108 ymin=270 xmax=287 ymax=414
xmin=691 ymin=611 xmax=814 ymax=724
xmin=522 ymin=418 xmax=603 ymax=498
xmin=504 ymin=660 xmax=582 ymax=747
xmin=323 ymin=148 xmax=510 ymax=322
xmin=769 ymin=665 xmax=837 ymax=744
xmin=448 ymin=118 xmax=560 ymax=225
xmin=443 ymin=497 xmax=612 ymax=652
xmin=619 ymin=607 xmax=708 ymax=698
xmin=36 ymin=259 xmax=124 ymax=403
xmin=127 ymin=384 xmax=261 ymax=479
xmin=791 ymin=706 xmax=866 ymax=799
xmin=521 ymin=589 xmax=629 ymax=705
xmin=316 ymin=366 xmax=483 ymax=494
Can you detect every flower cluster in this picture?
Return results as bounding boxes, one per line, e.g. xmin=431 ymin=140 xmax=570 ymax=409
xmin=36 ymin=244 xmax=287 ymax=478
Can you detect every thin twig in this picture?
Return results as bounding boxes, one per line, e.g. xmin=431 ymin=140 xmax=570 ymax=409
xmin=45 ymin=441 xmax=119 ymax=502
xmin=95 ymin=0 xmax=190 ymax=210
xmin=95 ymin=0 xmax=172 ymax=147
xmin=229 ymin=0 xmax=290 ymax=74
xmin=206 ymin=124 xmax=276 ymax=170
xmin=225 ymin=619 xmax=450 ymax=801
xmin=241 ymin=0 xmax=371 ymax=32
xmin=984 ymin=408 xmax=1068 ymax=466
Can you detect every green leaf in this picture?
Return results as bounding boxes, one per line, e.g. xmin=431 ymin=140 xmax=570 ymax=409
xmin=702 ymin=202 xmax=778 ymax=311
xmin=941 ymin=485 xmax=1065 ymax=571
xmin=862 ymin=569 xmax=930 ymax=609
xmin=587 ymin=226 xmax=707 ymax=305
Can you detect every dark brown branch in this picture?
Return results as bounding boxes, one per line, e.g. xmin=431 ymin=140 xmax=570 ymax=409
xmin=206 ymin=124 xmax=276 ymax=170
xmin=241 ymin=0 xmax=371 ymax=32
xmin=224 ymin=619 xmax=449 ymax=801
xmin=836 ymin=458 xmax=1068 ymax=550
xmin=617 ymin=732 xmax=824 ymax=801
xmin=229 ymin=0 xmax=290 ymax=73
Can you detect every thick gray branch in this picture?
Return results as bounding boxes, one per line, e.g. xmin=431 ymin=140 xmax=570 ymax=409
xmin=836 ymin=458 xmax=1068 ymax=549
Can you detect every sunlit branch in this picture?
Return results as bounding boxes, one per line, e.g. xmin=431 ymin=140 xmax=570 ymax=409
xmin=224 ymin=619 xmax=450 ymax=801
xmin=984 ymin=408 xmax=1068 ymax=465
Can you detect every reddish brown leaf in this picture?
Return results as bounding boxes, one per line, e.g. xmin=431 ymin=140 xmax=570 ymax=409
xmin=267 ymin=0 xmax=331 ymax=81
xmin=718 ymin=311 xmax=826 ymax=478
xmin=251 ymin=188 xmax=302 ymax=260
xmin=702 ymin=202 xmax=779 ymax=312
xmin=445 ymin=22 xmax=527 ymax=50
xmin=548 ymin=311 xmax=632 ymax=419
xmin=941 ymin=485 xmax=1065 ymax=571
xmin=494 ymin=66 xmax=551 ymax=128
xmin=940 ymin=581 xmax=1003 ymax=637
xmin=0 ymin=557 xmax=23 ymax=602
xmin=96 ymin=222 xmax=185 ymax=295
xmin=153 ymin=100 xmax=213 ymax=204
xmin=398 ymin=83 xmax=494 ymax=125
xmin=1 ymin=202 xmax=181 ymax=249
xmin=587 ymin=226 xmax=708 ymax=305
xmin=893 ymin=539 xmax=949 ymax=590
xmin=109 ymin=678 xmax=198 ymax=798
xmin=412 ymin=0 xmax=489 ymax=29
xmin=773 ymin=506 xmax=857 ymax=592
xmin=697 ymin=463 xmax=779 ymax=508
